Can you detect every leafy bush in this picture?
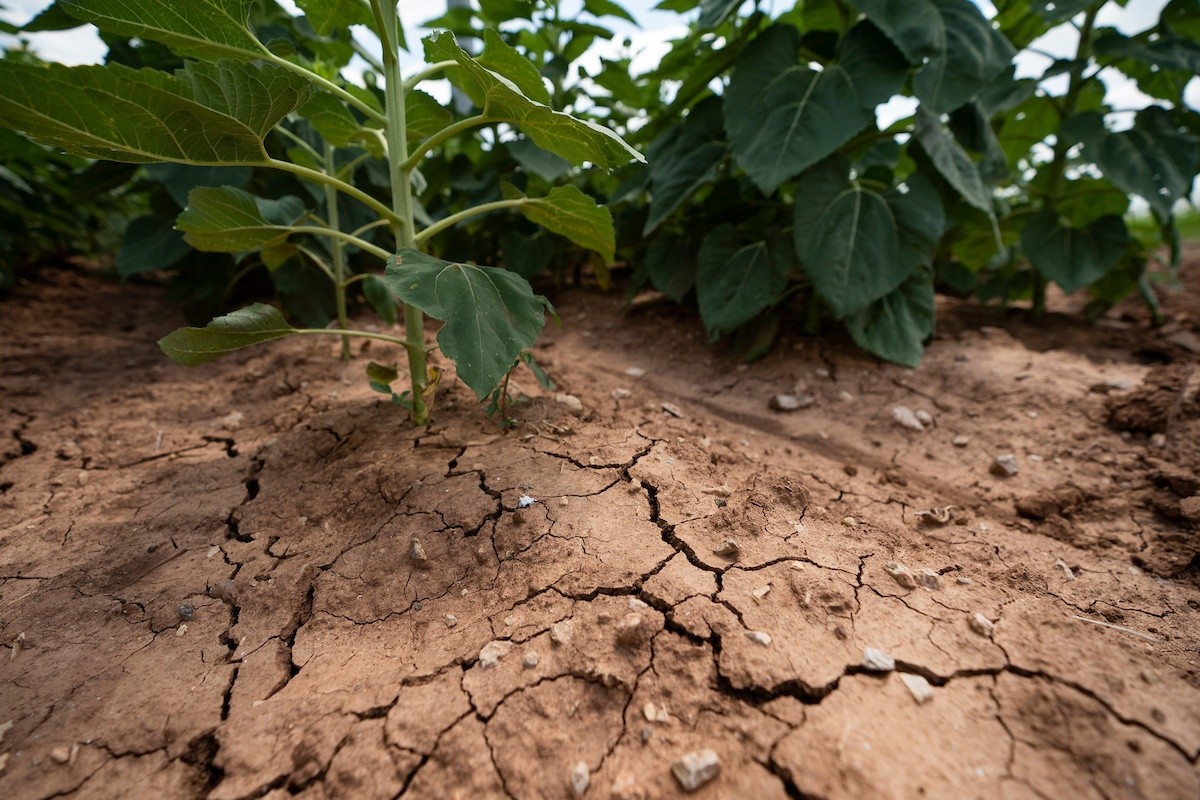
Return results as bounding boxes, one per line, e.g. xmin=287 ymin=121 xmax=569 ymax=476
xmin=0 ymin=0 xmax=642 ymax=423
xmin=623 ymin=0 xmax=1200 ymax=364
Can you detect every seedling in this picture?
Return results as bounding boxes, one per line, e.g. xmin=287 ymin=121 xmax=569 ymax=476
xmin=0 ymin=0 xmax=642 ymax=424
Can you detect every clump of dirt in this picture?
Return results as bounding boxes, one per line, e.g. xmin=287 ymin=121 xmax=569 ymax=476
xmin=1107 ymin=363 xmax=1199 ymax=434
xmin=2 ymin=250 xmax=1200 ymax=799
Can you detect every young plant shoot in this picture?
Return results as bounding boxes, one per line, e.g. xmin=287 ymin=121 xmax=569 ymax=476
xmin=0 ymin=0 xmax=642 ymax=424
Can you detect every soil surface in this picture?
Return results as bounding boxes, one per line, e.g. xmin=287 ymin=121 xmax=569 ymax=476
xmin=2 ymin=250 xmax=1200 ymax=800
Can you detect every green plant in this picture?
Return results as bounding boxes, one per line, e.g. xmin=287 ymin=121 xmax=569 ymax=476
xmin=0 ymin=0 xmax=641 ymax=424
xmin=623 ymin=0 xmax=1199 ymax=364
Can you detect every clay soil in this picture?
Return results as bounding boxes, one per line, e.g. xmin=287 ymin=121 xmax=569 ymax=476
xmin=2 ymin=250 xmax=1200 ymax=800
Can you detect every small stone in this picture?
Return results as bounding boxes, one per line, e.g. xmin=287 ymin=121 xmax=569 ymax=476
xmin=751 ymin=585 xmax=772 ymax=602
xmin=629 ymin=598 xmax=649 ymax=611
xmin=990 ymin=454 xmax=1019 ymax=478
xmin=952 ymin=435 xmax=970 ymax=447
xmin=76 ymin=470 xmax=90 ymax=486
xmin=916 ymin=569 xmax=942 ymax=590
xmin=504 ymin=615 xmax=517 ymax=627
xmin=1150 ymin=433 xmax=1167 ymax=448
xmin=841 ymin=516 xmax=857 ymax=527
xmin=207 ymin=579 xmax=236 ymax=602
xmin=518 ymin=495 xmax=536 ymax=508
xmin=559 ymin=496 xmax=569 ymax=507
xmin=915 ymin=409 xmax=934 ymax=427
xmin=221 ymin=411 xmax=244 ymax=431
xmin=624 ymin=367 xmax=646 ymax=378
xmin=838 ymin=390 xmax=855 ymax=402
xmin=50 ymin=746 xmax=71 ymax=764
xmin=745 ymin=631 xmax=772 ymax=646
xmin=700 ymin=484 xmax=732 ymax=498
xmin=640 ymin=726 xmax=653 ymax=742
xmin=957 ymin=576 xmax=973 ymax=586
xmin=671 ymin=749 xmax=721 ymax=792
xmin=445 ymin=614 xmax=458 ymax=628
xmin=412 ymin=601 xmax=423 ymax=611
xmin=479 ymin=640 xmax=513 ymax=669
xmin=1053 ymin=559 xmax=1075 ymax=581
xmin=891 ymin=406 xmax=925 ymax=432
xmin=1180 ymin=496 xmax=1200 ymax=523
xmin=555 ymin=393 xmax=584 ymax=415
xmin=900 ymin=673 xmax=934 ymax=705
xmin=615 ymin=613 xmax=647 ymax=647
xmin=409 ymin=537 xmax=428 ymax=566
xmin=884 ymin=561 xmax=918 ymax=590
xmin=661 ymin=402 xmax=685 ymax=418
xmin=612 ymin=388 xmax=632 ymax=400
xmin=176 ymin=624 xmax=188 ymax=637
xmin=969 ymin=613 xmax=994 ymax=637
xmin=551 ymin=621 xmax=575 ymax=646
xmin=769 ymin=394 xmax=814 ymax=412
xmin=523 ymin=651 xmax=540 ymax=668
xmin=862 ymin=647 xmax=895 ymax=672
xmin=178 ymin=604 xmax=195 ymax=621
xmin=569 ymin=761 xmax=590 ymax=797
xmin=713 ymin=539 xmax=741 ymax=559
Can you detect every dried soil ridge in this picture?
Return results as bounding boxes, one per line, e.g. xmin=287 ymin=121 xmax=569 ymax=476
xmin=1 ymin=264 xmax=1199 ymax=799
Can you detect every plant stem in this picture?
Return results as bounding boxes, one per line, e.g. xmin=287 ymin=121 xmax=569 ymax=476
xmin=264 ymin=52 xmax=386 ymax=125
xmin=269 ymin=158 xmax=404 ymax=228
xmin=296 ymin=244 xmax=338 ymax=283
xmin=401 ymin=114 xmax=495 ymax=171
xmin=301 ymin=226 xmax=393 ymax=260
xmin=403 ymin=60 xmax=457 ymax=91
xmin=413 ymin=198 xmax=530 ymax=245
xmin=292 ymin=327 xmax=409 ymax=347
xmin=1036 ymin=3 xmax=1102 ymax=314
xmin=323 ymin=142 xmax=351 ymax=359
xmin=373 ymin=0 xmax=430 ymax=424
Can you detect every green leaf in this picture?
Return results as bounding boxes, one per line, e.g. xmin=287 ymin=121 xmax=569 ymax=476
xmin=584 ymin=0 xmax=637 ymax=23
xmin=914 ymin=107 xmax=993 ymax=214
xmin=644 ymin=97 xmax=726 ymax=234
xmin=1021 ymin=210 xmax=1131 ymax=294
xmin=851 ymin=0 xmax=1014 ymax=113
xmin=699 ymin=0 xmax=743 ymax=28
xmin=724 ymin=23 xmax=905 ymax=193
xmin=507 ymin=137 xmax=573 ymax=182
xmin=846 ymin=272 xmax=935 ymax=367
xmin=1064 ymin=109 xmax=1199 ymax=221
xmin=295 ymin=0 xmax=371 ymax=36
xmin=407 ymin=90 xmax=454 ymax=143
xmin=117 ymin=215 xmax=191 ymax=278
xmin=22 ymin=1 xmax=86 ymax=31
xmin=643 ymin=233 xmax=698 ymax=303
xmin=144 ymin=163 xmax=253 ymax=207
xmin=515 ymin=185 xmax=615 ymax=264
xmin=500 ymin=229 xmax=555 ymax=280
xmin=177 ymin=186 xmax=306 ymax=252
xmin=793 ymin=157 xmax=905 ymax=318
xmin=60 ymin=0 xmax=267 ymax=61
xmin=158 ymin=303 xmax=296 ymax=365
xmin=297 ymin=92 xmax=363 ymax=149
xmin=0 ymin=60 xmax=311 ymax=165
xmin=383 ymin=249 xmax=551 ymax=398
xmin=423 ymin=31 xmax=643 ymax=169
xmin=363 ymin=274 xmax=398 ymax=325
xmin=478 ymin=28 xmax=551 ymax=105
xmin=696 ymin=225 xmax=791 ymax=339
xmin=885 ymin=173 xmax=945 ymax=270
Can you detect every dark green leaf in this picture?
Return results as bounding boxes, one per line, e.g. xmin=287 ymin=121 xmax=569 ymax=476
xmin=793 ymin=156 xmax=906 ymax=318
xmin=60 ymin=0 xmax=267 ymax=60
xmin=407 ymin=90 xmax=454 ymax=143
xmin=914 ymin=107 xmax=994 ymax=214
xmin=643 ymin=233 xmax=698 ymax=303
xmin=507 ymin=137 xmax=573 ymax=182
xmin=144 ymin=163 xmax=253 ymax=207
xmin=699 ymin=0 xmax=743 ymax=28
xmin=177 ymin=186 xmax=306 ymax=252
xmin=644 ymin=97 xmax=726 ymax=234
xmin=584 ymin=0 xmax=637 ymax=23
xmin=117 ymin=215 xmax=191 ymax=278
xmin=295 ymin=0 xmax=371 ymax=36
xmin=478 ymin=28 xmax=551 ymax=105
xmin=22 ymin=2 xmax=86 ymax=31
xmin=515 ymin=185 xmax=615 ymax=263
xmin=1021 ymin=210 xmax=1131 ymax=293
xmin=696 ymin=225 xmax=791 ymax=339
xmin=846 ymin=272 xmax=935 ymax=367
xmin=363 ymin=274 xmax=398 ymax=325
xmin=158 ymin=303 xmax=296 ymax=365
xmin=384 ymin=249 xmax=551 ymax=398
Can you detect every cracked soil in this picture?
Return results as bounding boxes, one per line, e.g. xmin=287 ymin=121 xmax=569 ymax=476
xmin=2 ymin=251 xmax=1200 ymax=799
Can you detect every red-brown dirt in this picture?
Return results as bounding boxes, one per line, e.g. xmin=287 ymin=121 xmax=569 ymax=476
xmin=2 ymin=250 xmax=1199 ymax=799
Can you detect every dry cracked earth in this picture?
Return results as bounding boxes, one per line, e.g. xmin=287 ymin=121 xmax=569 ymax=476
xmin=2 ymin=256 xmax=1200 ymax=799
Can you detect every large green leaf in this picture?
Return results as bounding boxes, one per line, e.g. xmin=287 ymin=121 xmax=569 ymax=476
xmin=852 ymin=0 xmax=1014 ymax=113
xmin=846 ymin=272 xmax=935 ymax=367
xmin=1021 ymin=210 xmax=1131 ymax=294
xmin=423 ymin=32 xmax=642 ymax=169
xmin=914 ymin=107 xmax=994 ymax=214
xmin=0 ymin=60 xmax=311 ymax=164
xmin=144 ymin=163 xmax=253 ymax=207
xmin=159 ymin=303 xmax=296 ymax=365
xmin=117 ymin=215 xmax=191 ymax=278
xmin=60 ymin=0 xmax=267 ymax=61
xmin=295 ymin=0 xmax=371 ymax=36
xmin=885 ymin=173 xmax=945 ymax=271
xmin=511 ymin=185 xmax=615 ymax=264
xmin=696 ymin=226 xmax=791 ymax=339
xmin=724 ymin=23 xmax=906 ymax=193
xmin=407 ymin=90 xmax=454 ymax=143
xmin=1064 ymin=109 xmax=1199 ymax=221
xmin=793 ymin=157 xmax=905 ymax=318
xmin=507 ymin=137 xmax=572 ymax=182
xmin=477 ymin=28 xmax=551 ymax=105
xmin=177 ymin=186 xmax=307 ymax=252
xmin=383 ymin=250 xmax=551 ymax=398
xmin=644 ymin=97 xmax=726 ymax=234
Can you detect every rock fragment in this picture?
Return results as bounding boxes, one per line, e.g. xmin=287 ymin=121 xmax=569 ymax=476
xmin=891 ymin=406 xmax=925 ymax=431
xmin=862 ymin=647 xmax=895 ymax=672
xmin=569 ymin=762 xmax=590 ymax=797
xmin=952 ymin=435 xmax=970 ymax=447
xmin=769 ymin=394 xmax=814 ymax=412
xmin=555 ymin=393 xmax=584 ymax=415
xmin=969 ymin=613 xmax=994 ymax=637
xmin=479 ymin=639 xmax=512 ymax=669
xmin=178 ymin=604 xmax=195 ymax=621
xmin=915 ymin=409 xmax=934 ymax=427
xmin=745 ymin=631 xmax=772 ymax=646
xmin=916 ymin=569 xmax=942 ymax=590
xmin=661 ymin=402 xmax=685 ymax=418
xmin=408 ymin=537 xmax=428 ymax=567
xmin=50 ymin=746 xmax=70 ymax=764
xmin=671 ymin=749 xmax=721 ymax=792
xmin=615 ymin=613 xmax=648 ymax=647
xmin=713 ymin=539 xmax=740 ymax=559
xmin=550 ymin=621 xmax=575 ymax=646
xmin=990 ymin=454 xmax=1019 ymax=477
xmin=900 ymin=673 xmax=934 ymax=704
xmin=445 ymin=614 xmax=458 ymax=628
xmin=1180 ymin=496 xmax=1200 ymax=523
xmin=884 ymin=561 xmax=918 ymax=590
xmin=523 ymin=651 xmax=540 ymax=669
xmin=624 ymin=367 xmax=646 ymax=378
